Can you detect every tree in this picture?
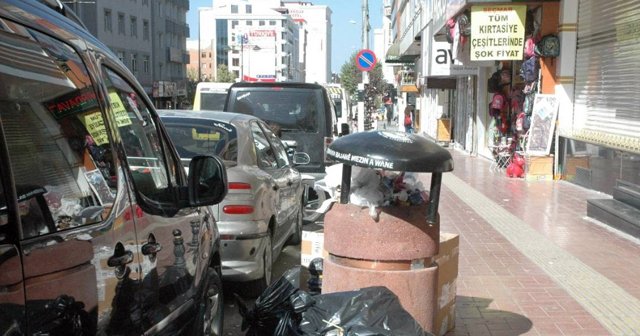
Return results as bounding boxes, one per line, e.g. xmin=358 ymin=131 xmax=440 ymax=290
xmin=339 ymin=51 xmax=386 ymax=97
xmin=216 ymin=64 xmax=236 ymax=83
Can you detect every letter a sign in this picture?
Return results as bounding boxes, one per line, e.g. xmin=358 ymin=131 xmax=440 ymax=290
xmin=356 ymin=49 xmax=377 ymax=72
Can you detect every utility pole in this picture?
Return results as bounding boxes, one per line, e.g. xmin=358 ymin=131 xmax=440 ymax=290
xmin=357 ymin=0 xmax=370 ymax=132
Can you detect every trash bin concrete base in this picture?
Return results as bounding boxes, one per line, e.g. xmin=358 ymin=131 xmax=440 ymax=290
xmin=323 ymin=256 xmax=438 ymax=331
xmin=322 ymin=203 xmax=440 ymax=332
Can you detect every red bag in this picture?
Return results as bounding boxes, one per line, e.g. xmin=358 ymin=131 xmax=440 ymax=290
xmin=404 ymin=114 xmax=412 ymax=126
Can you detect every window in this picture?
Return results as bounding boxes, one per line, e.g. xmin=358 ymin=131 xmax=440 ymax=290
xmin=250 ymin=122 xmax=278 ymax=169
xmin=118 ymin=12 xmax=125 ymax=35
xmin=260 ymin=123 xmax=289 ymax=168
xmin=102 ymin=67 xmax=181 ymax=205
xmin=231 ymin=4 xmax=238 ymax=13
xmin=143 ymin=20 xmax=149 ymax=40
xmin=143 ymin=55 xmax=150 ymax=73
xmin=233 ymin=70 xmax=239 ymax=78
xmin=232 ymin=58 xmax=239 ymax=66
xmin=201 ymin=52 xmax=207 ymax=58
xmin=117 ymin=51 xmax=125 ymax=63
xmin=130 ymin=16 xmax=137 ymax=37
xmin=104 ymin=9 xmax=112 ymax=32
xmin=231 ymin=20 xmax=238 ymax=29
xmin=142 ymin=0 xmax=148 ymax=5
xmin=131 ymin=54 xmax=137 ymax=73
xmin=246 ymin=20 xmax=253 ymax=26
xmin=259 ymin=20 xmax=265 ymax=26
xmin=0 ymin=26 xmax=119 ymax=238
xmin=246 ymin=5 xmax=252 ymax=14
xmin=269 ymin=20 xmax=276 ymax=26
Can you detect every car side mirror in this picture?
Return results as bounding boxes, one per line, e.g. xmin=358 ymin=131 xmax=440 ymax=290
xmin=292 ymin=152 xmax=311 ymax=166
xmin=188 ymin=155 xmax=228 ymax=206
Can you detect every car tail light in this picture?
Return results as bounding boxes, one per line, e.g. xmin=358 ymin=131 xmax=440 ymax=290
xmin=223 ymin=205 xmax=254 ymax=214
xmin=228 ymin=182 xmax=251 ymax=190
xmin=324 ymin=137 xmax=334 ymax=163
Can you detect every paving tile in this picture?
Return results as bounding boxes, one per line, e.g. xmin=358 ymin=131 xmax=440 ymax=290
xmin=433 ymin=149 xmax=636 ymax=336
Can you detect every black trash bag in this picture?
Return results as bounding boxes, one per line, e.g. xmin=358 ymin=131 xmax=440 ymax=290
xmin=237 ymin=266 xmax=314 ymax=336
xmin=299 ymin=286 xmax=433 ymax=336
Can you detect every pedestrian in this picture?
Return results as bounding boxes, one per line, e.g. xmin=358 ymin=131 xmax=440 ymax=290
xmin=384 ymin=92 xmax=393 ymax=127
xmin=403 ymin=106 xmax=413 ymax=133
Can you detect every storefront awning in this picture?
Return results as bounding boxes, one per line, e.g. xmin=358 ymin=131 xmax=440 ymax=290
xmin=385 ymin=40 xmax=419 ymax=64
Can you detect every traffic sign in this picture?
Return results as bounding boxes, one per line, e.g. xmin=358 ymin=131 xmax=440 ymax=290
xmin=355 ymin=49 xmax=377 ymax=72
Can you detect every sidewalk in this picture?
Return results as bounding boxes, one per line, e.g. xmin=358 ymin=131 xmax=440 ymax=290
xmin=432 ymin=149 xmax=640 ymax=336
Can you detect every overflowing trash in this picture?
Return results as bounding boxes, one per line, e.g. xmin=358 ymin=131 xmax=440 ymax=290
xmin=314 ymin=163 xmax=429 ymax=219
xmin=237 ymin=267 xmax=432 ymax=336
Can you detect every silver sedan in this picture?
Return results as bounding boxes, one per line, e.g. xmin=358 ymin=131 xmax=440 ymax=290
xmin=158 ymin=110 xmax=309 ymax=297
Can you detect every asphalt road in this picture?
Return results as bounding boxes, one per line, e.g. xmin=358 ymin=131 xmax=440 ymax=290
xmin=221 ymin=243 xmax=304 ymax=336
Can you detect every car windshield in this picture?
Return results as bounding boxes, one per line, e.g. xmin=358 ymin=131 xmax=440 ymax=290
xmin=201 ymin=92 xmax=227 ymax=110
xmin=164 ymin=119 xmax=238 ymax=163
xmin=230 ymin=88 xmax=321 ymax=133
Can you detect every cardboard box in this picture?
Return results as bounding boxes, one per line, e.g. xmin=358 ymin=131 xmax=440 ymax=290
xmin=434 ymin=233 xmax=460 ymax=336
xmin=526 ymin=155 xmax=554 ymax=181
xmin=300 ymin=223 xmax=327 ymax=268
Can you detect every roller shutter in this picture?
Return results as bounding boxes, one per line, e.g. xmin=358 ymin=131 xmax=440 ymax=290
xmin=572 ymin=0 xmax=640 ymax=153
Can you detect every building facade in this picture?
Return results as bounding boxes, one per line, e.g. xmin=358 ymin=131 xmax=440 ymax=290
xmin=382 ymin=0 xmax=640 ymax=204
xmin=150 ymin=0 xmax=190 ymax=108
xmin=68 ymin=0 xmax=189 ymax=108
xmin=282 ymin=1 xmax=331 ymax=84
xmin=196 ymin=0 xmax=303 ymax=83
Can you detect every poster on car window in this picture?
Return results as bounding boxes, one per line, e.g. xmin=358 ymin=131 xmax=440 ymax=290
xmin=80 ymin=110 xmax=109 ymax=145
xmin=108 ymin=92 xmax=133 ymax=127
xmin=470 ymin=5 xmax=526 ymax=61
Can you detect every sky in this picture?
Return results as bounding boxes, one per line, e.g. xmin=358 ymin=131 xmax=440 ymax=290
xmin=187 ymin=0 xmax=383 ymax=73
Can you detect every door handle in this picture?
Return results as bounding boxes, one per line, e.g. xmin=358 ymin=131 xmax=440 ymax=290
xmin=107 ymin=250 xmax=134 ymax=267
xmin=141 ymin=242 xmax=162 ymax=256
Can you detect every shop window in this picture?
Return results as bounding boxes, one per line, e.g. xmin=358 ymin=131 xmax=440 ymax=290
xmin=0 ymin=25 xmax=119 ymax=238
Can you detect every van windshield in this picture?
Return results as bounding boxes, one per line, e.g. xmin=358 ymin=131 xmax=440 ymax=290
xmin=200 ymin=92 xmax=227 ymax=110
xmin=229 ymin=89 xmax=321 ymax=133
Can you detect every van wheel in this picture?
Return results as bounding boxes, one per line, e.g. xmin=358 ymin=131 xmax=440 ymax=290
xmin=303 ymin=186 xmax=327 ymax=224
xmin=201 ymin=267 xmax=223 ymax=336
xmin=242 ymin=231 xmax=272 ymax=298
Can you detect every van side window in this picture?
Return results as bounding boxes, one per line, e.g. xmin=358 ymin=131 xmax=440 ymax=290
xmin=260 ymin=123 xmax=290 ymax=168
xmin=101 ymin=67 xmax=179 ymax=204
xmin=0 ymin=22 xmax=118 ymax=238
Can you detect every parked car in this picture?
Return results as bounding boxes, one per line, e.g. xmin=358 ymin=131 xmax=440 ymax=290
xmin=159 ymin=110 xmax=311 ymax=297
xmin=224 ymin=82 xmax=340 ymax=223
xmin=0 ymin=1 xmax=226 ymax=335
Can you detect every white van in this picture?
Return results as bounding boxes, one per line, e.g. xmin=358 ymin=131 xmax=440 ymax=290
xmin=193 ymin=82 xmax=233 ymax=110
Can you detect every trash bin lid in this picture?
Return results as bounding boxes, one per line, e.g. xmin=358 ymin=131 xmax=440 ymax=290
xmin=327 ymin=131 xmax=453 ymax=172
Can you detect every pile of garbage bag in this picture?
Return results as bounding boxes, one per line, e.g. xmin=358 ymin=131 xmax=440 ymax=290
xmin=314 ymin=164 xmax=429 ymax=219
xmin=237 ymin=267 xmax=433 ymax=336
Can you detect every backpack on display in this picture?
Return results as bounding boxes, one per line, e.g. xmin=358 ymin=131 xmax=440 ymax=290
xmin=524 ymin=36 xmax=537 ymax=59
xmin=457 ymin=14 xmax=471 ymax=36
xmin=520 ymin=56 xmax=539 ymax=83
xmin=488 ymin=70 xmax=502 ymax=93
xmin=535 ymin=34 xmax=560 ymax=58
xmin=523 ymin=93 xmax=535 ymax=116
xmin=516 ymin=112 xmax=525 ymax=132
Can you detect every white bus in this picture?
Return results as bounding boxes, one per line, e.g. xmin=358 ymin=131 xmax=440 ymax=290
xmin=193 ymin=82 xmax=233 ymax=110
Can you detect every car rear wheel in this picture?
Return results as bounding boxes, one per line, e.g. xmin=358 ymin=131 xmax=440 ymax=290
xmin=201 ymin=267 xmax=223 ymax=336
xmin=242 ymin=231 xmax=272 ymax=298
xmin=303 ymin=186 xmax=327 ymax=224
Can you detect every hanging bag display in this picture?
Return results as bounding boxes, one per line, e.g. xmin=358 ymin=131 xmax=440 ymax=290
xmin=534 ymin=34 xmax=560 ymax=58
